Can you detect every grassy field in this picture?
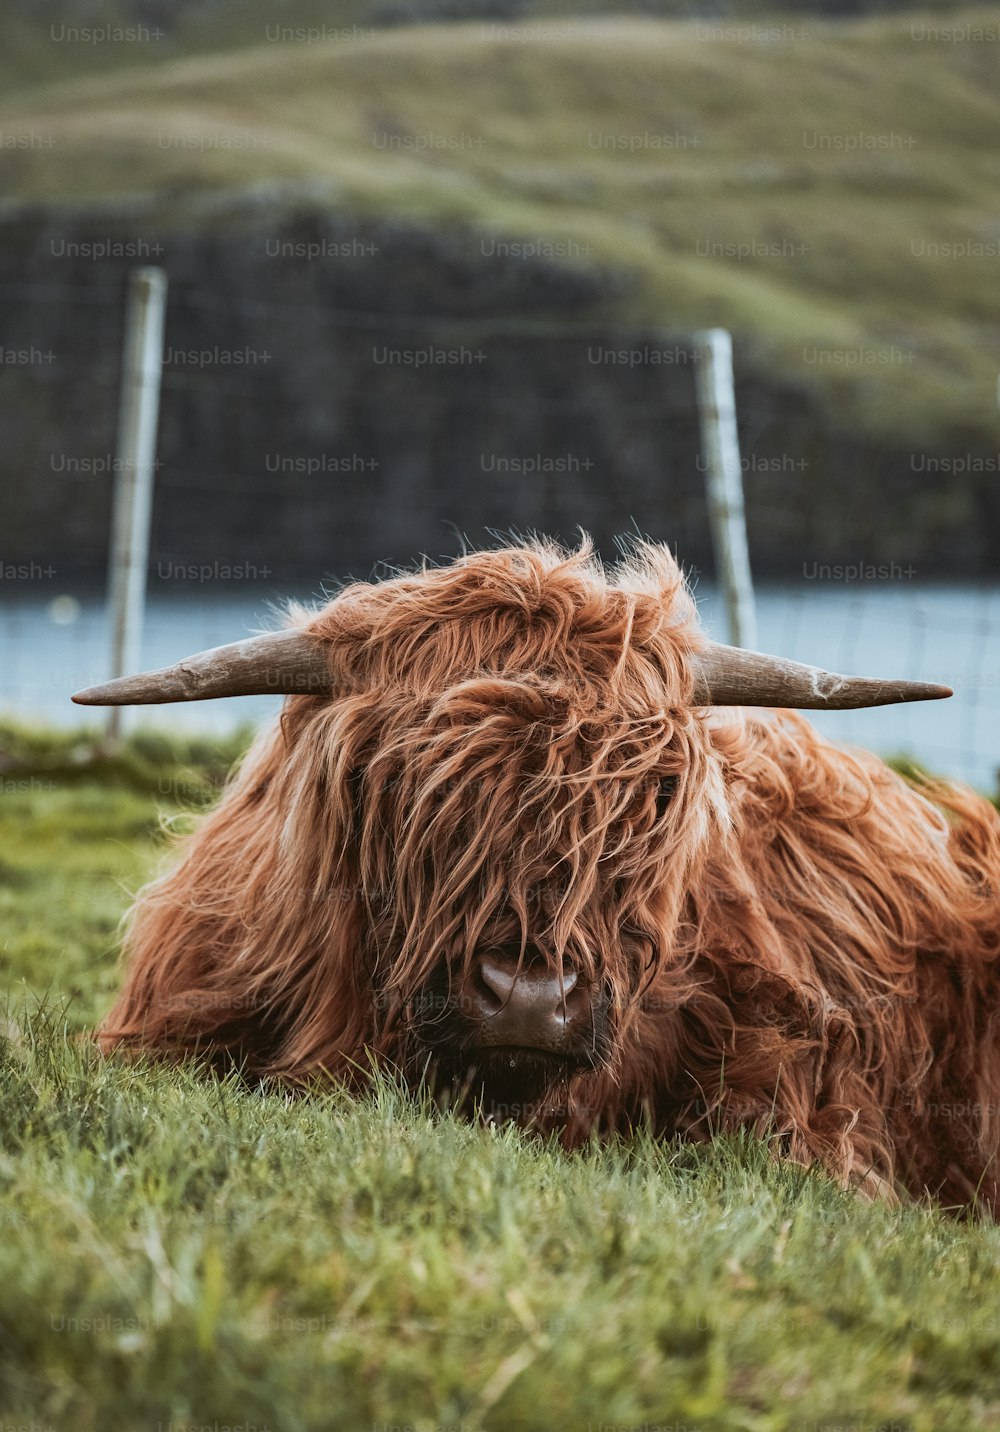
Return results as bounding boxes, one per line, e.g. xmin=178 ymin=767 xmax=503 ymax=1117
xmin=2 ymin=8 xmax=999 ymax=452
xmin=3 ymin=721 xmax=1000 ymax=1429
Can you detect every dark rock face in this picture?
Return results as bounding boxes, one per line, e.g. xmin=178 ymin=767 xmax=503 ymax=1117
xmin=2 ymin=198 xmax=994 ymax=587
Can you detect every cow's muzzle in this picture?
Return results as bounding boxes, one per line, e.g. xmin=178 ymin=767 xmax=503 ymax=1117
xmin=412 ymin=949 xmax=610 ymax=1113
xmin=457 ymin=950 xmax=592 ymax=1053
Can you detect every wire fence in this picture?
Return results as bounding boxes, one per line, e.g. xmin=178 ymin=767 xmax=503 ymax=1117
xmin=2 ymin=275 xmax=998 ymax=792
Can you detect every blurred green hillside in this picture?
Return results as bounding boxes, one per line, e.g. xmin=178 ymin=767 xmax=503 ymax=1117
xmin=3 ymin=8 xmax=998 ymax=456
xmin=0 ymin=0 xmax=977 ymax=95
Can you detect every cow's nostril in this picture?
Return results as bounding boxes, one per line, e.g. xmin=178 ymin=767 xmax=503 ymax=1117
xmin=556 ymin=965 xmax=579 ymax=1001
xmin=558 ymin=975 xmax=586 ymax=1019
xmin=470 ymin=960 xmax=507 ymax=1016
xmin=477 ymin=953 xmax=518 ymax=1005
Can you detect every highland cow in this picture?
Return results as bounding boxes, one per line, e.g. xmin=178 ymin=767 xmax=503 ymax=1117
xmin=75 ymin=541 xmax=1000 ymax=1212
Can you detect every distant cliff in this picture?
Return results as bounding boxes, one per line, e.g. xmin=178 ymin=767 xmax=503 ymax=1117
xmin=3 ymin=196 xmax=996 ymax=586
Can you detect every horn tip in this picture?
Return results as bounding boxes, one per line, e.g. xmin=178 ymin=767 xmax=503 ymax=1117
xmin=72 ymin=681 xmax=136 ymax=705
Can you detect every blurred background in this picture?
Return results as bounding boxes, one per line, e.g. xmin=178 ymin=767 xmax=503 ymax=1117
xmin=1 ymin=0 xmax=997 ymax=789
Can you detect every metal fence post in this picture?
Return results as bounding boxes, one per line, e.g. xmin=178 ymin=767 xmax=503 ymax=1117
xmin=105 ymin=266 xmax=167 ymax=742
xmin=694 ymin=327 xmax=757 ymax=650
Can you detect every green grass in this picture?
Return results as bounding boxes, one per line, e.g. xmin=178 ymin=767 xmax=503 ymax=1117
xmin=4 ymin=724 xmax=1000 ymax=1429
xmin=3 ymin=9 xmax=1000 ymax=453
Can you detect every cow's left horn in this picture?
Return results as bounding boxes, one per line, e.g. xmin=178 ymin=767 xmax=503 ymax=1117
xmin=691 ymin=642 xmax=952 ymax=710
xmin=71 ymin=630 xmax=332 ymax=705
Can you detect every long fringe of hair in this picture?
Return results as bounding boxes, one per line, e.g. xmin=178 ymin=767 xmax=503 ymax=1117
xmin=98 ymin=538 xmax=1000 ymax=1211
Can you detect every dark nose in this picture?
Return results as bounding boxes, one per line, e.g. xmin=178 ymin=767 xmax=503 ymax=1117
xmin=460 ymin=950 xmax=590 ymax=1050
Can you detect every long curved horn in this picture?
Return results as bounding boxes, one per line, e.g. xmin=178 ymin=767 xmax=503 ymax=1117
xmin=72 ymin=630 xmax=953 ymax=711
xmin=71 ymin=629 xmax=332 ymax=705
xmin=691 ymin=642 xmax=952 ymax=709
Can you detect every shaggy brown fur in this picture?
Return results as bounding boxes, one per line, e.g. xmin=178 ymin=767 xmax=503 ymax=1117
xmin=99 ymin=540 xmax=1000 ymax=1211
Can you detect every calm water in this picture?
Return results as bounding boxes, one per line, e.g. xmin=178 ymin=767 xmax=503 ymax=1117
xmin=2 ymin=582 xmax=998 ymax=791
